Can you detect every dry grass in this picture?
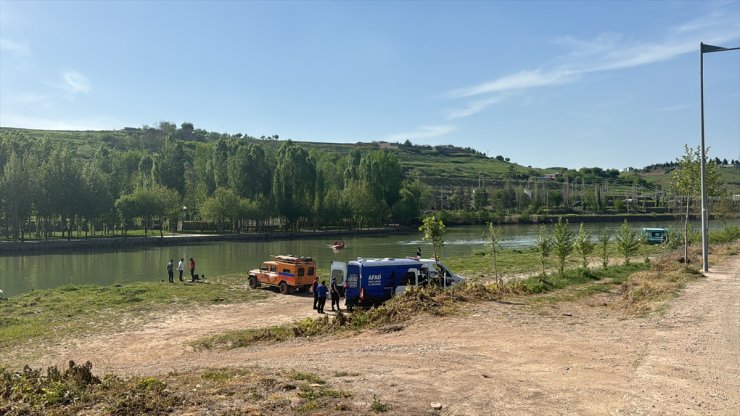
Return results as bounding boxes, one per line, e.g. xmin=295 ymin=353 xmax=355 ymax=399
xmin=619 ymin=249 xmax=704 ymax=314
xmin=0 ymin=363 xmax=360 ymax=416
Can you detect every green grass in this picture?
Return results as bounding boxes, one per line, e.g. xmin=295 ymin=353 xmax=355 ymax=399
xmin=443 ymin=240 xmax=666 ymax=281
xmin=0 ymin=273 xmax=268 ymax=355
xmin=370 ymin=394 xmax=392 ymax=413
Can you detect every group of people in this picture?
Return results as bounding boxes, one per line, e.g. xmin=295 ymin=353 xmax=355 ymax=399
xmin=166 ymin=257 xmax=197 ymax=283
xmin=311 ymin=276 xmax=341 ymax=314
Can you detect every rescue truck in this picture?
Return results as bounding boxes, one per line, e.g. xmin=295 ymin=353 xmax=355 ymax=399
xmin=248 ymin=255 xmax=317 ymax=294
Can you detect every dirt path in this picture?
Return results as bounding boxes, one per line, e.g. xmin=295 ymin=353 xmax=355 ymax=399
xmin=21 ymin=256 xmax=740 ymax=415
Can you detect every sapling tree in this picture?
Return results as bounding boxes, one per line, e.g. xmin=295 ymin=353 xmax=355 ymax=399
xmin=552 ymin=217 xmax=574 ymax=277
xmin=597 ymin=226 xmax=610 ymax=269
xmin=484 ymin=222 xmax=503 ymax=284
xmin=615 ymin=220 xmax=640 ymax=265
xmin=534 ymin=224 xmax=552 ymax=277
xmin=419 ymin=214 xmax=446 ymax=260
xmin=574 ymin=223 xmax=595 ymax=271
xmin=671 ymin=145 xmax=723 ymax=263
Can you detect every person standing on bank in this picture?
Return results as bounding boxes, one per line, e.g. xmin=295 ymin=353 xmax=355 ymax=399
xmin=189 ymin=257 xmax=196 ymax=282
xmin=416 ymin=246 xmax=422 ymax=258
xmin=316 ymin=280 xmax=328 ymax=314
xmin=330 ymin=278 xmax=340 ymax=311
xmin=312 ymin=276 xmax=319 ymax=310
xmin=167 ymin=259 xmax=174 ymax=283
xmin=177 ymin=258 xmax=184 ymax=281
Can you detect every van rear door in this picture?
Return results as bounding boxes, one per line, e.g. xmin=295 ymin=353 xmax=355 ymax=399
xmin=330 ymin=261 xmax=346 ymax=286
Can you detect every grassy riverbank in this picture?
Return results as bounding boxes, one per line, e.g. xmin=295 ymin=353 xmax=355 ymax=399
xmin=1 ymin=237 xmax=738 ymax=415
xmin=0 ymin=274 xmax=268 ymax=355
xmin=0 ymin=234 xmax=729 ymax=355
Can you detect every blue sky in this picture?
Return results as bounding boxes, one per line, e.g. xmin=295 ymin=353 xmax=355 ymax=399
xmin=1 ymin=0 xmax=738 ymax=169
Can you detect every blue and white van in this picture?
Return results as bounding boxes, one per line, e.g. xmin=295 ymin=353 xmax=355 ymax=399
xmin=330 ymin=258 xmax=464 ymax=308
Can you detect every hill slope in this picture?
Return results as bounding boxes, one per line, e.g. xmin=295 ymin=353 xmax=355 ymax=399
xmin=1 ymin=126 xmax=738 ymax=193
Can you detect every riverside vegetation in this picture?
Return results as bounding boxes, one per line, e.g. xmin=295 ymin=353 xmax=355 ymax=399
xmin=1 ymin=221 xmax=738 ymax=415
xmin=2 ymin=126 xmax=738 ymax=243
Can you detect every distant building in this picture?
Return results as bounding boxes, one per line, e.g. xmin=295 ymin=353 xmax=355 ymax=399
xmin=541 ymin=173 xmax=561 ymax=180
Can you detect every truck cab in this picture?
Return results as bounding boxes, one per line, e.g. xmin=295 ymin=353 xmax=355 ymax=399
xmin=417 ymin=258 xmax=464 ymax=287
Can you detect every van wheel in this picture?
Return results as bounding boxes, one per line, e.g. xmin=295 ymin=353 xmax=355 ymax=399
xmin=248 ymin=276 xmax=258 ymax=289
xmin=279 ymin=282 xmax=288 ymax=294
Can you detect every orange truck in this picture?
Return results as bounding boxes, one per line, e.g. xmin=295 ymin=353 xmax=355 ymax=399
xmin=248 ymin=255 xmax=317 ymax=294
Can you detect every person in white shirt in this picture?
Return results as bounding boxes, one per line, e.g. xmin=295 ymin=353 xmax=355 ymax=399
xmin=177 ymin=258 xmax=184 ymax=281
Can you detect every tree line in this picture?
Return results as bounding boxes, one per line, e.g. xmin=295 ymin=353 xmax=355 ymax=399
xmin=1 ymin=124 xmax=736 ymax=242
xmin=0 ymin=129 xmax=428 ymax=241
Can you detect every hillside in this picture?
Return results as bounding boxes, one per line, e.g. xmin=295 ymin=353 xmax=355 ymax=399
xmin=6 ymin=125 xmax=737 ymax=194
xmin=0 ymin=127 xmax=520 ymax=184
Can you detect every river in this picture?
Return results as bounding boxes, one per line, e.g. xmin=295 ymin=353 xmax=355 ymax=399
xmin=0 ymin=219 xmax=734 ymax=297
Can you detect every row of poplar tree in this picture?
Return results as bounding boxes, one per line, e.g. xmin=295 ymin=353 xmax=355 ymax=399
xmin=0 ymin=130 xmax=430 ymax=241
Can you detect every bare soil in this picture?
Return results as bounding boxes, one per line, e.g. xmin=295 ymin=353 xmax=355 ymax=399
xmin=13 ymin=255 xmax=740 ymax=415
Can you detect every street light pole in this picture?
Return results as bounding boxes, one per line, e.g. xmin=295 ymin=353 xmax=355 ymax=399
xmin=699 ymin=42 xmax=740 ymax=273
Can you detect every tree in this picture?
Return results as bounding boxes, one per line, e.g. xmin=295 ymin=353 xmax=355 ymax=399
xmin=47 ymin=146 xmax=84 ymax=240
xmin=359 ymin=150 xmax=403 ymax=211
xmin=116 ymin=185 xmax=180 ymax=237
xmin=342 ymin=181 xmax=387 ymax=228
xmin=228 ymin=143 xmax=271 ymax=199
xmin=200 ymin=187 xmax=241 ymax=231
xmin=272 ymin=141 xmax=316 ymax=230
xmin=534 ymin=224 xmax=552 ymax=277
xmin=154 ymin=137 xmax=185 ymax=196
xmin=80 ymin=164 xmax=114 ymax=237
xmin=671 ymin=145 xmax=723 ymax=263
xmin=552 ymin=217 xmax=574 ymax=277
xmin=1 ymin=151 xmax=35 ymax=241
xmin=391 ymin=181 xmax=429 ymax=225
xmin=574 ymin=223 xmax=595 ymax=271
xmin=212 ymin=138 xmax=229 ymax=189
xmin=419 ymin=214 xmax=446 ymax=260
xmin=714 ymin=194 xmax=737 ymax=227
xmin=597 ymin=227 xmax=610 ymax=269
xmin=484 ymin=222 xmax=503 ymax=284
xmin=114 ymin=194 xmax=137 ymax=235
xmin=615 ymin=220 xmax=640 ymax=265
xmin=473 ymin=188 xmax=489 ymax=210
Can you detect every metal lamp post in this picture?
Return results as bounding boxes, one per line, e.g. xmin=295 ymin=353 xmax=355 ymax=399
xmin=699 ymin=42 xmax=739 ymax=272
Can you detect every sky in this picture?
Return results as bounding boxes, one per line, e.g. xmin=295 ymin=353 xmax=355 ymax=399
xmin=1 ymin=0 xmax=739 ymax=170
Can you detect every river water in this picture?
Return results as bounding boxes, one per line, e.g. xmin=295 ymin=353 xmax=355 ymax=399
xmin=0 ymin=219 xmax=733 ymax=297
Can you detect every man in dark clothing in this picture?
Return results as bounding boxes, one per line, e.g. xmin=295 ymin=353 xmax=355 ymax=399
xmin=167 ymin=259 xmax=174 ymax=283
xmin=312 ymin=277 xmax=319 ymax=309
xmin=330 ymin=278 xmax=340 ymax=311
xmin=316 ymin=280 xmax=328 ymax=314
